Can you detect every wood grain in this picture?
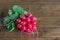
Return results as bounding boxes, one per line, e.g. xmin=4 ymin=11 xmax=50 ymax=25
xmin=0 ymin=0 xmax=60 ymax=40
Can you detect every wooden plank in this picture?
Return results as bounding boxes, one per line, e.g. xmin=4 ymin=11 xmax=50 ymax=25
xmin=30 ymin=0 xmax=60 ymax=2
xmin=37 ymin=17 xmax=60 ymax=25
xmin=31 ymin=5 xmax=60 ymax=17
xmin=0 ymin=5 xmax=29 ymax=10
xmin=43 ymin=28 xmax=60 ymax=37
xmin=1 ymin=0 xmax=60 ymax=40
xmin=30 ymin=0 xmax=60 ymax=5
xmin=0 ymin=37 xmax=56 ymax=40
xmin=0 ymin=0 xmax=60 ymax=5
xmin=0 ymin=0 xmax=29 ymax=4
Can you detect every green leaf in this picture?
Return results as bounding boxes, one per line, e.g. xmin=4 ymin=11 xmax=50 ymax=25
xmin=8 ymin=9 xmax=13 ymax=16
xmin=4 ymin=16 xmax=10 ymax=26
xmin=7 ymin=24 xmax=10 ymax=32
xmin=12 ymin=5 xmax=28 ymax=15
xmin=13 ymin=5 xmax=23 ymax=13
xmin=22 ymin=10 xmax=28 ymax=14
xmin=9 ymin=27 xmax=15 ymax=32
xmin=9 ymin=12 xmax=18 ymax=20
xmin=6 ymin=21 xmax=12 ymax=27
xmin=19 ymin=10 xmax=27 ymax=14
xmin=9 ymin=22 xmax=15 ymax=32
xmin=6 ymin=21 xmax=15 ymax=32
xmin=14 ymin=12 xmax=19 ymax=18
xmin=9 ymin=14 xmax=16 ymax=20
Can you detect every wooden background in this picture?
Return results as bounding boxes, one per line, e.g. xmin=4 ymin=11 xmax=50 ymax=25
xmin=0 ymin=0 xmax=60 ymax=40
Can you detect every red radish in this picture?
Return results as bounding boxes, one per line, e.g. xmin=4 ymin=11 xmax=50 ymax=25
xmin=17 ymin=24 xmax=22 ymax=29
xmin=16 ymin=13 xmax=37 ymax=33
xmin=32 ymin=26 xmax=37 ymax=31
xmin=31 ymin=21 xmax=36 ymax=25
xmin=22 ymin=26 xmax=26 ymax=32
xmin=26 ymin=17 xmax=31 ymax=23
xmin=20 ymin=14 xmax=26 ymax=20
xmin=21 ymin=16 xmax=26 ymax=20
xmin=16 ymin=18 xmax=21 ymax=24
xmin=31 ymin=16 xmax=36 ymax=21
xmin=27 ymin=24 xmax=32 ymax=29
xmin=21 ymin=21 xmax=26 ymax=26
xmin=20 ymin=14 xmax=25 ymax=17
xmin=27 ymin=12 xmax=32 ymax=17
xmin=26 ymin=28 xmax=31 ymax=32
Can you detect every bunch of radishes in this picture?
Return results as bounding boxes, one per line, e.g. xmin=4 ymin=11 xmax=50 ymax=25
xmin=16 ymin=12 xmax=37 ymax=33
